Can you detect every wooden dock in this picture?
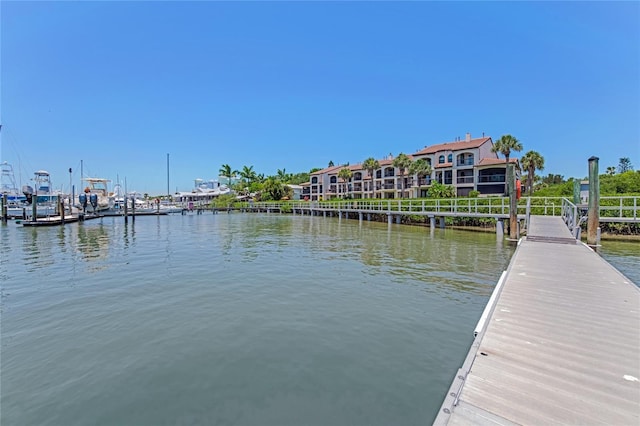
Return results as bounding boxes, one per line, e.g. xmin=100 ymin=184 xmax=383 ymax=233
xmin=435 ymin=215 xmax=640 ymax=425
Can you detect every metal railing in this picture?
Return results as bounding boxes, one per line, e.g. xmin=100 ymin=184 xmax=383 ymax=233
xmin=236 ymin=196 xmax=639 ymax=224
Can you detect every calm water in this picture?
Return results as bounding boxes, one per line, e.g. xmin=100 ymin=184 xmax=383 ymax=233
xmin=0 ymin=213 xmax=636 ymax=425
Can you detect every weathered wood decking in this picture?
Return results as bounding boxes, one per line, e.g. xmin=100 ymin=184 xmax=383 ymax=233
xmin=435 ymin=215 xmax=640 ymax=425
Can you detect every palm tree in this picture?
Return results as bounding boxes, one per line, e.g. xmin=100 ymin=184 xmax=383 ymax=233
xmin=276 ymin=168 xmax=291 ymax=183
xmin=520 ymin=151 xmax=545 ymax=195
xmin=362 ymin=157 xmax=380 ymax=199
xmin=606 ymin=166 xmax=616 ymax=176
xmin=392 ymin=153 xmax=412 ymax=199
xmin=618 ymin=157 xmax=633 ymax=173
xmin=338 ymin=167 xmax=353 ymax=199
xmin=219 ymin=164 xmax=238 ymax=186
xmin=409 ymin=159 xmax=433 ymax=188
xmin=240 ymin=165 xmax=257 ymax=184
xmin=491 ymin=134 xmax=523 ymax=165
xmin=491 ymin=135 xmax=523 ymax=196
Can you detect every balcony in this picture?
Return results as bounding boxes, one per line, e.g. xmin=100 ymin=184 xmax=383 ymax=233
xmin=457 ymin=176 xmax=474 ymax=184
xmin=353 ymin=184 xmax=362 ymax=191
xmin=456 ymin=158 xmax=474 ymax=166
xmin=478 ymin=174 xmax=506 ymax=183
xmin=415 ymin=178 xmax=432 ymax=186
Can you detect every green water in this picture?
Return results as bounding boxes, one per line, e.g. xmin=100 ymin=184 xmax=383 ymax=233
xmin=1 ymin=213 xmax=632 ymax=425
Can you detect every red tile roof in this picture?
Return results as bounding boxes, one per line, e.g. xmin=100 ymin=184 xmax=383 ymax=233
xmin=477 ymin=158 xmax=519 ymax=166
xmin=310 ymin=165 xmax=346 ymax=175
xmin=435 ymin=162 xmax=453 ymax=169
xmin=414 ymin=137 xmax=492 ymax=155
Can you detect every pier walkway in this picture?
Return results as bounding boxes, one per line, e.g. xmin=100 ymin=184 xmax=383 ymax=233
xmin=435 ymin=215 xmax=640 ymax=425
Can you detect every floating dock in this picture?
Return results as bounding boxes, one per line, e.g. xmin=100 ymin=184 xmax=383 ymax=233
xmin=435 ymin=215 xmax=640 ymax=425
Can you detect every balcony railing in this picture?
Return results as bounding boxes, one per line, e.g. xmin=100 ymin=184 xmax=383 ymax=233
xmin=457 ymin=176 xmax=474 ymax=184
xmin=478 ymin=174 xmax=506 ymax=183
xmin=456 ymin=158 xmax=474 ymax=166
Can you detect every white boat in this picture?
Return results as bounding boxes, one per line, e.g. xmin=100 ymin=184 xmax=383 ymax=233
xmin=19 ymin=170 xmax=59 ymax=218
xmin=173 ymin=178 xmax=232 ymax=208
xmin=1 ymin=161 xmax=31 ymax=218
xmin=78 ymin=177 xmax=114 ymax=213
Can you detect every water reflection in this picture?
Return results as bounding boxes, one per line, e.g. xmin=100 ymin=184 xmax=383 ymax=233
xmin=75 ymin=223 xmax=110 ymax=262
xmin=598 ymin=240 xmax=640 ymax=285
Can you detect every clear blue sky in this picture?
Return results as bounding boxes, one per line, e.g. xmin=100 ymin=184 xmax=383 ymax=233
xmin=1 ymin=1 xmax=638 ymax=195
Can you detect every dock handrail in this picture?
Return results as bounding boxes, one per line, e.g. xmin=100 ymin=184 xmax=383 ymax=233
xmin=201 ymin=195 xmax=638 ymax=224
xmin=561 ymin=197 xmax=580 ymax=239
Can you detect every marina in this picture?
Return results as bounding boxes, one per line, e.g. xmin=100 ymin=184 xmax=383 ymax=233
xmin=1 ymin=212 xmax=638 ymax=426
xmin=1 ymin=213 xmax=517 ymax=425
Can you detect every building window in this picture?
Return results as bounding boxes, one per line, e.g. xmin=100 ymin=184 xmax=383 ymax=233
xmin=311 ymin=177 xmax=318 ymax=184
xmin=330 ymin=176 xmax=337 ymax=184
xmin=447 ymin=153 xmax=453 ymax=163
xmin=439 ymin=155 xmax=445 ymax=164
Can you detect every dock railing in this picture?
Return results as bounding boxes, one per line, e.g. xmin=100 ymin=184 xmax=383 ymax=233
xmin=561 ymin=197 xmax=580 ymax=238
xmin=231 ymin=196 xmax=638 ymax=224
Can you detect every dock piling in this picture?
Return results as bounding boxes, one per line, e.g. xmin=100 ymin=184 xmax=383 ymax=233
xmin=587 ymin=156 xmax=600 ymax=245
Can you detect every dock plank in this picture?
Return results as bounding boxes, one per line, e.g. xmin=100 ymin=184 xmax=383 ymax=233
xmin=436 ymin=216 xmax=640 ymax=425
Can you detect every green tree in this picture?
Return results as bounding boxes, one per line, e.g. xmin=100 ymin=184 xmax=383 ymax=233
xmin=276 ymin=168 xmax=292 ymax=183
xmin=409 ymin=158 xmax=433 ymax=186
xmin=606 ymin=166 xmax=616 ymax=176
xmin=219 ymin=164 xmax=238 ymax=186
xmin=328 ymin=160 xmax=334 ymax=167
xmin=491 ymin=134 xmax=523 ymax=165
xmin=261 ymin=177 xmax=286 ymax=201
xmin=338 ymin=167 xmax=353 ymax=199
xmin=521 ymin=151 xmax=545 ymax=195
xmin=239 ymin=165 xmax=257 ymax=185
xmin=618 ymin=157 xmax=634 ymax=173
xmin=542 ymin=173 xmax=565 ymax=185
xmin=428 ymin=182 xmax=455 ymax=198
xmin=392 ymin=153 xmax=413 ymax=198
xmin=289 ymin=172 xmax=310 ymax=185
xmin=363 ymin=157 xmax=380 ymax=199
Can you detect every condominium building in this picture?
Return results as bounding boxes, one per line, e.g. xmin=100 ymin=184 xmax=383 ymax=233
xmin=302 ymin=133 xmax=520 ymax=201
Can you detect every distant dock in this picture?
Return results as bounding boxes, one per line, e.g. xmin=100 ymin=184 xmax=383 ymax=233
xmin=435 ymin=215 xmax=640 ymax=425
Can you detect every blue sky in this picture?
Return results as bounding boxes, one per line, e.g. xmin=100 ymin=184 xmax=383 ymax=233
xmin=1 ymin=1 xmax=638 ymax=195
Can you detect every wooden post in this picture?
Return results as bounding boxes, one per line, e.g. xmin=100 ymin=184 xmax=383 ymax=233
xmin=59 ymin=199 xmax=65 ymax=224
xmin=573 ymin=180 xmax=580 ymax=205
xmin=587 ymin=156 xmax=600 ymax=245
xmin=32 ymin=197 xmax=37 ymax=221
xmin=124 ymin=196 xmax=128 ymax=224
xmin=508 ymin=163 xmax=517 ymax=239
xmin=131 ymin=196 xmax=136 ymax=223
xmin=1 ymin=195 xmax=7 ymax=223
